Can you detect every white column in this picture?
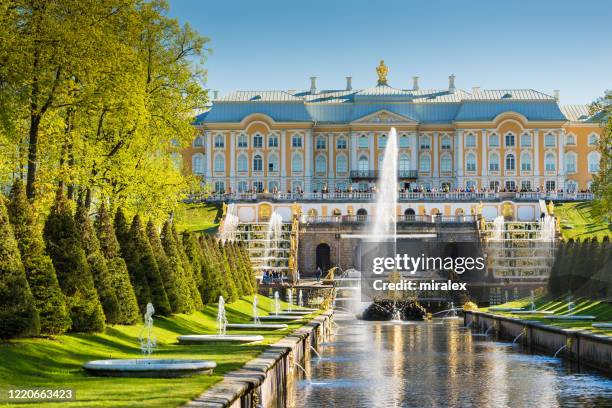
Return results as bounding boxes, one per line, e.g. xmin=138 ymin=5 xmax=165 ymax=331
xmin=205 ymin=130 xmax=212 ymax=178
xmin=305 ymin=130 xmax=313 ymax=191
xmin=533 ymin=129 xmax=540 ymax=176
xmin=558 ymin=128 xmax=565 ymax=189
xmin=369 ymin=132 xmax=375 ymax=171
xmin=481 ymin=130 xmax=487 ymax=177
xmin=411 ymin=132 xmax=418 ymax=171
xmin=280 ymin=129 xmax=287 ymax=191
xmin=350 ymin=132 xmax=358 ymax=170
xmin=432 ymin=132 xmax=439 ymax=179
xmin=229 ymin=131 xmax=236 ymax=191
xmin=455 ymin=130 xmax=464 ymax=177
xmin=328 ymin=133 xmax=334 ymax=179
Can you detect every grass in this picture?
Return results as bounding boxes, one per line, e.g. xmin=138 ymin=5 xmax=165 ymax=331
xmin=0 ymin=296 xmax=316 ymax=407
xmin=554 ymin=201 xmax=612 ymax=241
xmin=481 ymin=295 xmax=612 ymax=336
xmin=174 ymin=203 xmax=221 ymax=233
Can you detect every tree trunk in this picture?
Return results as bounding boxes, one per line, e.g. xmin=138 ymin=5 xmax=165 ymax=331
xmin=26 ymin=114 xmax=41 ymax=200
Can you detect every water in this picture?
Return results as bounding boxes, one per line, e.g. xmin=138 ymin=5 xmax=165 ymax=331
xmin=274 ymin=291 xmax=280 ymax=316
xmin=288 ymin=290 xmax=293 ymax=311
xmin=220 ymin=203 xmax=239 ymax=242
xmin=217 ymin=296 xmax=227 ymax=336
xmin=289 ymin=319 xmax=612 ymax=407
xmin=491 ymin=216 xmax=505 ymax=242
xmin=263 ymin=212 xmax=284 ymax=271
xmin=369 ymin=127 xmax=398 ymax=244
xmin=253 ymin=295 xmax=260 ymax=325
xmin=138 ymin=303 xmax=156 ymax=355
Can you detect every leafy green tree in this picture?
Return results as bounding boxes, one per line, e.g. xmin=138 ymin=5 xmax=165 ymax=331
xmin=43 ymin=193 xmax=104 ymax=332
xmin=7 ymin=180 xmax=70 ymax=334
xmin=147 ymin=220 xmax=181 ymax=313
xmin=0 ymin=196 xmax=40 ymax=338
xmin=75 ymin=202 xmax=120 ymax=324
xmin=590 ymin=91 xmax=611 ymax=219
xmin=161 ymin=221 xmax=193 ymax=313
xmin=94 ymin=203 xmax=139 ymax=324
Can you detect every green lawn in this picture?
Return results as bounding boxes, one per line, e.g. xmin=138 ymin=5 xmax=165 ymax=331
xmin=482 ymin=295 xmax=612 ymax=336
xmin=174 ymin=203 xmax=221 ymax=233
xmin=0 ymin=296 xmax=316 ymax=407
xmin=555 ymin=201 xmax=611 ymax=241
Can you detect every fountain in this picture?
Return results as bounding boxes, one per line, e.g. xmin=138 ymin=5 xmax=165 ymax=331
xmin=83 ymin=303 xmax=216 ymax=377
xmin=299 ymin=290 xmax=303 ymax=307
xmin=227 ymin=295 xmax=289 ymax=330
xmin=491 ymin=216 xmax=505 ymax=242
xmin=275 ymin=291 xmax=280 ymax=315
xmin=220 ymin=203 xmax=239 ymax=243
xmin=178 ymin=297 xmax=264 ymax=344
xmin=287 ymin=290 xmax=293 ymax=311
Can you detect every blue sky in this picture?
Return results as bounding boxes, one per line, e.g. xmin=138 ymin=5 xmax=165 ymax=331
xmin=168 ymin=0 xmax=611 ymax=104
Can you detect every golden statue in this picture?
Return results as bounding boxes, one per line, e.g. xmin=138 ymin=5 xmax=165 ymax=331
xmin=477 ymin=201 xmax=483 ymax=215
xmin=376 ymin=60 xmax=388 ymax=85
xmin=502 ymin=202 xmax=514 ymax=219
xmin=221 ymin=202 xmax=228 ymax=217
xmin=291 ymin=202 xmax=302 ymax=218
xmin=546 ymin=200 xmax=555 ymax=215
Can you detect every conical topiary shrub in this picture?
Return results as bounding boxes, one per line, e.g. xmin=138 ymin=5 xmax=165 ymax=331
xmin=147 ymin=220 xmax=181 ymax=313
xmin=161 ymin=221 xmax=193 ymax=313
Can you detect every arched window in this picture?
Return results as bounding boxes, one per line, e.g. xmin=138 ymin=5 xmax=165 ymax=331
xmin=505 ymin=154 xmax=515 ymax=171
xmin=588 ymin=152 xmax=600 ymax=173
xmin=315 ymin=155 xmax=327 ymax=174
xmin=545 ymin=153 xmax=556 ymax=171
xmin=565 ymin=134 xmax=576 ymax=146
xmin=419 ymin=154 xmax=431 ymax=172
xmin=466 ymin=153 xmax=477 ymax=172
xmin=336 ymin=155 xmax=347 ymax=174
xmin=268 ymin=134 xmax=278 ymax=148
xmin=379 ymin=134 xmax=387 ymax=149
xmin=359 ymin=135 xmax=369 ymax=148
xmin=441 ymin=135 xmax=452 ymax=150
xmin=193 ymin=136 xmax=204 ymax=147
xmin=237 ymin=181 xmax=248 ymax=192
xmin=521 ymin=133 xmax=531 ymax=147
xmin=465 ymin=133 xmax=476 ymax=147
xmin=358 ymin=155 xmax=369 ymax=172
xmin=440 ymin=154 xmax=452 ymax=172
xmin=214 ymin=155 xmax=225 ymax=173
xmin=489 ymin=134 xmax=499 ymax=147
xmin=214 ymin=181 xmax=225 ymax=193
xmin=336 ymin=137 xmax=347 ymax=149
xmin=589 ymin=134 xmax=599 ymax=146
xmin=268 ymin=154 xmax=278 ymax=172
xmin=521 ymin=152 xmax=531 ymax=171
xmin=544 ymin=133 xmax=556 ymax=147
xmin=253 ymin=154 xmax=263 ymax=172
xmin=489 ymin=153 xmax=500 ymax=171
xmin=214 ymin=134 xmax=225 ymax=148
xmin=399 ymin=135 xmax=410 ymax=148
xmin=192 ymin=154 xmax=204 ymax=174
xmin=420 ymin=135 xmax=431 ymax=149
xmin=237 ymin=154 xmax=248 ymax=172
xmin=253 ymin=134 xmax=263 ymax=148
xmin=292 ymin=134 xmax=302 ymax=148
xmin=505 ymin=133 xmax=515 ymax=147
xmin=399 ymin=155 xmax=410 ymax=172
xmin=565 ymin=153 xmax=576 ymax=173
xmin=291 ymin=153 xmax=303 ymax=173
xmin=237 ymin=134 xmax=248 ymax=148
xmin=316 ymin=137 xmax=326 ymax=149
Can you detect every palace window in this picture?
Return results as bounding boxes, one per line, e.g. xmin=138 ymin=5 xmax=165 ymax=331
xmin=358 ymin=156 xmax=369 ymax=172
xmin=589 ymin=134 xmax=599 ymax=146
xmin=521 ymin=133 xmax=531 ymax=147
xmin=292 ymin=134 xmax=302 ymax=148
xmin=268 ymin=181 xmax=279 ymax=192
xmin=253 ymin=134 xmax=263 ymax=148
xmin=316 ymin=137 xmax=326 ymax=149
xmin=545 ymin=180 xmax=556 ymax=191
xmin=399 ymin=135 xmax=410 ymax=148
xmin=214 ymin=134 xmax=225 ymax=148
xmin=253 ymin=181 xmax=264 ymax=193
xmin=489 ymin=153 xmax=500 ymax=171
xmin=440 ymin=154 xmax=452 ymax=172
xmin=544 ymin=133 xmax=556 ymax=147
xmin=292 ymin=181 xmax=303 ymax=192
xmin=505 ymin=133 xmax=515 ymax=147
xmin=291 ymin=153 xmax=303 ymax=173
xmin=544 ymin=153 xmax=556 ymax=171
xmin=565 ymin=153 xmax=576 ymax=173
xmin=379 ymin=134 xmax=387 ymax=149
xmin=505 ymin=154 xmax=515 ymax=171
xmin=588 ymin=152 xmax=600 ymax=173
xmin=237 ymin=181 xmax=248 ymax=192
xmin=465 ymin=133 xmax=476 ymax=147
xmin=193 ymin=136 xmax=204 ymax=147
xmin=253 ymin=154 xmax=263 ymax=172
xmin=490 ymin=181 xmax=500 ymax=191
xmin=565 ymin=134 xmax=576 ymax=146
xmin=268 ymin=154 xmax=278 ymax=172
xmin=466 ymin=153 xmax=477 ymax=172
xmin=520 ymin=152 xmax=531 ymax=171
xmin=466 ymin=180 xmax=477 ymax=190
xmin=489 ymin=134 xmax=499 ymax=147
xmin=268 ymin=134 xmax=278 ymax=148
xmin=419 ymin=154 xmax=431 ymax=172
xmin=521 ymin=180 xmax=531 ymax=191
xmin=505 ymin=180 xmax=516 ymax=191
xmin=192 ymin=154 xmax=204 ymax=175
xmin=359 ymin=135 xmax=369 ymax=148
xmin=238 ymin=134 xmax=248 ymax=148
xmin=337 ymin=137 xmax=347 ymax=149
xmin=214 ymin=181 xmax=225 ymax=193
xmin=441 ymin=135 xmax=452 ymax=150
xmin=315 ymin=155 xmax=327 ymax=174
xmin=237 ymin=154 xmax=248 ymax=172
xmin=420 ymin=135 xmax=431 ymax=149
xmin=399 ymin=155 xmax=411 ymax=172
xmin=336 ymin=155 xmax=347 ymax=174
xmin=214 ymin=155 xmax=225 ymax=173
xmin=566 ymin=181 xmax=577 ymax=193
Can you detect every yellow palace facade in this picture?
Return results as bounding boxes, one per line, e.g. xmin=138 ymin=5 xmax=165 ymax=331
xmin=185 ymin=63 xmax=602 ymax=196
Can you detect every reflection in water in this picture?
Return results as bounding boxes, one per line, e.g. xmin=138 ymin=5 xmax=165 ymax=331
xmin=289 ymin=318 xmax=612 ymax=408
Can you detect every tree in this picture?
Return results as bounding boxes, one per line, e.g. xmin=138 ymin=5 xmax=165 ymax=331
xmin=126 ymin=215 xmax=171 ymax=315
xmin=0 ymin=196 xmax=40 ymax=338
xmin=175 ymin=228 xmax=203 ymax=309
xmin=198 ymin=234 xmax=226 ymax=304
xmin=590 ymin=91 xmax=612 ymax=219
xmin=161 ymin=221 xmax=193 ymax=313
xmin=94 ymin=203 xmax=139 ymax=324
xmin=43 ymin=193 xmax=105 ymax=332
xmin=7 ymin=180 xmax=70 ymax=334
xmin=75 ymin=202 xmax=120 ymax=324
xmin=147 ymin=220 xmax=181 ymax=313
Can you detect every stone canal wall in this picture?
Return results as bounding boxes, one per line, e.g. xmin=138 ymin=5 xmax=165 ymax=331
xmin=465 ymin=311 xmax=612 ymax=374
xmin=184 ymin=311 xmax=333 ymax=408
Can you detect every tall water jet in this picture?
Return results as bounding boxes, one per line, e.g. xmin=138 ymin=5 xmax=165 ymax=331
xmin=138 ymin=303 xmax=157 ymax=355
xmin=263 ymin=212 xmax=284 ymax=273
xmin=253 ymin=295 xmax=261 ymax=325
xmin=491 ymin=216 xmax=505 ymax=242
xmin=298 ymin=290 xmax=304 ymax=307
xmin=217 ymin=296 xmax=228 ymax=336
xmin=220 ymin=203 xmax=239 ymax=243
xmin=287 ymin=289 xmax=293 ymax=311
xmin=274 ymin=291 xmax=280 ymax=316
xmin=370 ymin=127 xmax=398 ymax=245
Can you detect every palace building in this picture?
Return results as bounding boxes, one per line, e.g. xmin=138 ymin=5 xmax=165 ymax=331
xmin=184 ymin=62 xmax=603 ymax=197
